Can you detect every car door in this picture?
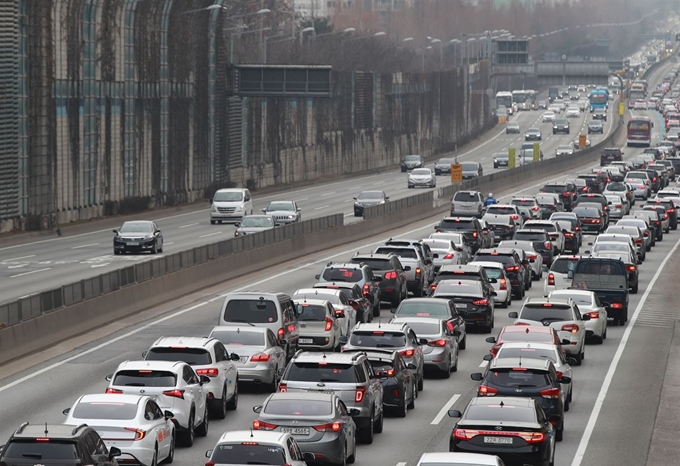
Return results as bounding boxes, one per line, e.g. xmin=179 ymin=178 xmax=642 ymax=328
xmin=215 ymin=342 xmax=237 ymax=400
xmin=148 ymin=400 xmax=172 ymax=458
xmin=183 ymin=366 xmax=205 ymax=425
xmin=336 ymin=398 xmax=353 ymax=453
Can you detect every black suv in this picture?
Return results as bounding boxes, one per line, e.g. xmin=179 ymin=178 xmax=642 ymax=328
xmin=434 ymin=217 xmax=484 ymax=253
xmin=600 ymin=147 xmax=623 ymax=166
xmin=552 ymin=119 xmax=570 ymax=134
xmin=540 ymin=182 xmax=577 ymax=210
xmin=429 ymin=264 xmax=493 ymax=296
xmin=313 ymin=281 xmax=374 ymax=322
xmin=470 ymin=358 xmax=568 ymax=441
xmin=513 ymin=229 xmax=555 ymax=267
xmin=646 ymin=198 xmax=678 ymax=230
xmin=315 ymin=262 xmax=382 ymax=317
xmin=0 ymin=423 xmax=121 ymax=466
xmin=351 ymin=253 xmax=409 ymax=308
xmin=473 ymin=248 xmax=527 ymax=299
xmin=576 ymin=173 xmax=604 ymax=193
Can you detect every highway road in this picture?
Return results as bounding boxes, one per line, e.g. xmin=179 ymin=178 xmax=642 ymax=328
xmin=0 ymin=57 xmax=676 ymax=466
xmin=0 ymin=101 xmax=612 ymax=305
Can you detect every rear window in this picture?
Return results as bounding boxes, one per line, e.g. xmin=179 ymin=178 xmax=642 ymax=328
xmin=298 ymin=304 xmax=328 ymax=321
xmin=513 ymin=232 xmax=548 ymax=241
xmin=395 ymin=301 xmax=450 ymax=317
xmin=520 ymin=304 xmax=574 ymax=321
xmin=3 ymin=441 xmax=79 ymax=460
xmin=541 ymin=185 xmax=568 ymax=193
xmin=487 ymin=369 xmax=552 ymax=388
xmin=374 ymin=247 xmax=418 ymax=259
xmin=224 ymin=299 xmax=278 ymax=324
xmin=355 ymin=258 xmax=391 ymax=271
xmin=210 ymin=330 xmax=265 ymax=346
xmin=210 ymin=444 xmax=286 ymax=464
xmin=146 ymin=348 xmax=212 ymax=365
xmin=369 ymin=360 xmax=395 ymax=377
xmin=72 ymin=401 xmax=138 ymax=420
xmin=439 ymin=219 xmax=475 ymax=230
xmin=500 ymin=331 xmax=554 ymax=343
xmin=465 ymin=404 xmax=537 ymax=423
xmin=434 ymin=282 xmax=485 ymax=296
xmin=436 ymin=272 xmax=481 ymax=282
xmin=321 ymin=267 xmax=363 ymax=283
xmin=349 ymin=331 xmax=407 ymax=348
xmin=453 ymin=192 xmax=480 ymax=202
xmin=511 ymin=199 xmax=536 ymax=206
xmin=473 ymin=254 xmax=513 ymax=265
xmin=573 ymin=207 xmax=599 ymax=217
xmin=482 ymin=267 xmax=503 ymax=279
xmin=286 ymin=362 xmax=357 ymax=383
xmin=112 ymin=370 xmax=177 ymax=387
xmin=402 ymin=321 xmax=440 ymax=336
xmin=526 ymin=223 xmax=557 ymax=232
xmin=264 ymin=399 xmax=332 ymax=416
xmin=551 ymin=258 xmax=578 ymax=273
xmin=496 ymin=347 xmax=557 ymax=363
xmin=486 ymin=206 xmax=516 ymax=215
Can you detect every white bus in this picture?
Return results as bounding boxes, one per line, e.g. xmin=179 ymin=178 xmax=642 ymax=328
xmin=496 ymin=91 xmax=513 ymax=113
xmin=512 ymin=90 xmax=530 ymax=110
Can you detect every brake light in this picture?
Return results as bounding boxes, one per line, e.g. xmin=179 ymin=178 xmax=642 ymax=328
xmin=355 ymin=386 xmax=366 ymax=402
xmin=545 ymin=241 xmax=552 ymax=249
xmin=664 ymin=214 xmax=669 ymax=219
xmin=611 ymin=303 xmax=624 ymax=309
xmin=540 ymin=387 xmax=561 ymax=399
xmin=615 ymin=204 xmax=622 ymax=208
xmin=124 ymin=428 xmax=147 ymax=441
xmin=511 ymin=214 xmax=519 ymax=219
xmin=106 ymin=388 xmax=123 ymax=394
xmin=635 ymin=238 xmax=643 ymax=244
xmin=454 ymin=429 xmax=477 ymax=441
xmin=314 ymin=422 xmax=343 ymax=432
xmin=562 ymin=191 xmax=570 ymax=196
xmin=575 ymin=226 xmax=581 ymax=231
xmin=251 ymin=353 xmax=271 ymax=362
xmin=626 ymin=265 xmax=637 ymax=272
xmin=430 ymin=283 xmax=438 ymax=291
xmin=162 ymin=389 xmax=185 ymax=399
xmin=195 ymin=368 xmax=219 ymax=377
xmin=253 ymin=420 xmax=278 ymax=430
xmin=415 ymin=267 xmax=422 ymax=276
xmin=528 ymin=254 xmax=537 ymax=260
xmin=277 ymin=327 xmax=285 ymax=339
xmin=547 ymin=273 xmax=555 ymax=286
xmin=206 ymin=462 xmax=215 ymax=466
xmin=453 ymin=428 xmax=541 ymax=444
xmin=478 ymin=385 xmax=499 ymax=396
xmin=350 ymin=300 xmax=361 ymax=310
xmin=506 ymin=265 xmax=520 ymax=272
xmin=428 ymin=339 xmax=448 ymax=347
xmin=35 ymin=438 xmax=50 ymax=442
xmin=278 ymin=383 xmax=288 ymax=392
xmin=384 ymin=271 xmax=397 ymax=280
xmin=561 ymin=324 xmax=579 ymax=333
xmin=323 ymin=317 xmax=333 ymax=331
xmin=362 ymin=283 xmax=370 ymax=296
xmin=499 ymin=278 xmax=507 ymax=290
xmin=446 ymin=321 xmax=455 ymax=332
xmin=654 ymin=177 xmax=658 ymax=181
xmin=586 ymin=311 xmax=600 ymax=319
xmin=668 ymin=209 xmax=675 ymax=213
xmin=443 ymin=253 xmax=454 ymax=259
xmin=515 ymin=322 xmax=531 ymax=325
xmin=400 ymin=349 xmax=416 ymax=358
xmin=472 ymin=231 xmax=478 ymax=238
xmin=472 ymin=299 xmax=489 ymax=306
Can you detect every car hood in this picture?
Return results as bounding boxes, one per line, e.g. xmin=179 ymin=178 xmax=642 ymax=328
xmin=409 ymin=174 xmax=432 ymax=179
xmin=355 ymin=200 xmax=384 ymax=206
xmin=117 ymin=232 xmax=153 ymax=239
xmin=264 ymin=210 xmax=296 ymax=216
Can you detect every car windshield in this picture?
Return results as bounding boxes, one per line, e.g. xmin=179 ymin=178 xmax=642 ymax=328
xmin=481 ymin=267 xmax=503 ymax=279
xmin=370 ymin=360 xmax=395 ymax=377
xmin=401 ymin=321 xmax=441 ymax=336
xmin=297 ymin=304 xmax=328 ymax=321
xmin=487 ymin=369 xmax=552 ymax=388
xmin=267 ymin=202 xmax=294 ymax=211
xmin=322 ymin=267 xmax=363 ymax=282
xmin=606 ymin=196 xmax=624 ymax=205
xmin=119 ymin=222 xmax=153 ymax=233
xmin=593 ymin=243 xmax=629 ymax=253
xmin=349 ymin=331 xmax=407 ymax=348
xmin=574 ymin=207 xmax=600 ymax=217
xmin=241 ymin=217 xmax=274 ymax=228
xmin=496 ymin=347 xmax=558 ymax=364
xmin=494 ymin=153 xmax=509 ymax=159
xmin=412 ymin=168 xmax=431 ymax=176
xmin=438 ymin=158 xmax=455 ymax=165
xmin=557 ymin=145 xmax=572 ymax=151
xmin=287 ymin=362 xmax=357 ymax=383
xmin=72 ymin=401 xmax=138 ymax=420
xmin=3 ymin=441 xmax=79 ymax=460
xmin=606 ymin=183 xmax=626 ymax=191
xmin=264 ymin=399 xmax=333 ymax=416
xmin=464 ymin=405 xmax=536 ymax=423
xmin=422 ymin=239 xmax=451 ymax=250
xmin=395 ymin=302 xmax=450 ymax=317
xmin=213 ymin=191 xmax=243 ymax=202
xmin=224 ymin=299 xmax=278 ymax=324
xmin=404 ymin=155 xmax=421 ymax=162
xmin=210 ymin=330 xmax=265 ymax=346
xmin=520 ymin=304 xmax=573 ymax=321
xmin=374 ymin=247 xmax=418 ymax=259
xmin=551 ymin=258 xmax=578 ymax=273
xmin=513 ymin=232 xmax=547 ymax=241
xmin=501 ymin=331 xmax=554 ymax=343
xmin=146 ymin=348 xmax=212 ymax=365
xmin=112 ymin=370 xmax=177 ymax=387
xmin=210 ymin=444 xmax=286 ymax=464
xmin=358 ymin=192 xmax=384 ymax=200
xmin=535 ymin=197 xmax=556 ymax=206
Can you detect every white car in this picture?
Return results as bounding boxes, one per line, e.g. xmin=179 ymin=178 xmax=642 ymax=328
xmin=209 ymin=326 xmax=287 ymax=392
xmin=295 ymin=298 xmax=343 ymax=351
xmin=509 ymin=297 xmax=588 ymax=364
xmin=105 ymin=360 xmax=209 ymax=447
xmin=143 ymin=336 xmax=239 ymax=419
xmin=542 ymin=111 xmax=556 ymax=122
xmin=64 ymin=394 xmax=175 ymax=466
xmin=633 ymin=100 xmax=647 ymax=110
xmin=206 ymin=431 xmax=313 ymax=465
xmin=408 ymin=168 xmax=436 ymax=188
xmin=548 ymin=104 xmax=562 ymax=114
xmin=656 ymin=189 xmax=680 ymax=198
xmin=421 ymin=238 xmax=465 ymax=269
xmin=523 ymin=220 xmax=566 ymax=254
xmin=549 ymin=289 xmax=607 ymax=343
xmin=467 ymin=261 xmax=511 ymax=308
xmin=292 ymin=289 xmax=357 ymax=337
xmin=429 ymin=232 xmax=472 ymax=264
xmin=497 ymin=240 xmax=544 ymax=280
xmin=543 ymin=255 xmax=580 ymax=296
xmin=566 ymin=106 xmax=580 ymax=118
xmin=416 ymin=452 xmax=505 ymax=466
xmin=605 ymin=194 xmax=629 ymax=218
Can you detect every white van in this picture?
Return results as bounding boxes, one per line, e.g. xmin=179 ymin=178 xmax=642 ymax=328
xmin=210 ymin=188 xmax=253 ymax=224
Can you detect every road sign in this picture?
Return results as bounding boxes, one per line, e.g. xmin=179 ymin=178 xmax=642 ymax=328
xmin=450 ymin=164 xmax=462 ymax=183
xmin=579 ymin=134 xmax=587 ymax=149
xmin=619 ymin=102 xmax=625 ymax=116
xmin=533 ymin=143 xmax=540 ymax=163
xmin=508 ymin=148 xmax=516 ymax=169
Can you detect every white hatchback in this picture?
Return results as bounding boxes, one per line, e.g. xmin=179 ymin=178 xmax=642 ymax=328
xmin=549 ymin=290 xmax=607 ymax=343
xmin=543 ymin=255 xmax=581 ymax=297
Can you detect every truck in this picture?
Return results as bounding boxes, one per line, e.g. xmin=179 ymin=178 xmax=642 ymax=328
xmin=549 ymin=87 xmax=559 ymax=103
xmin=569 ymin=257 xmax=629 ymax=326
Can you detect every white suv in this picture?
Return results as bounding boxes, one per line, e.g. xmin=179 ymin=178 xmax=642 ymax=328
xmin=543 ymin=255 xmax=581 ymax=296
xmin=143 ymin=337 xmax=240 ymax=419
xmin=105 ymin=360 xmax=209 ymax=447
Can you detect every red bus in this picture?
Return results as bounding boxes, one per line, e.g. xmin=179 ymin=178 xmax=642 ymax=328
xmin=627 ymin=117 xmax=653 ymax=147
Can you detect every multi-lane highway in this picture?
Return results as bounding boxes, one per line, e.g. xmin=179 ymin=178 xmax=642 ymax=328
xmin=0 ymin=101 xmax=611 ymax=304
xmin=0 ymin=58 xmax=677 ymax=466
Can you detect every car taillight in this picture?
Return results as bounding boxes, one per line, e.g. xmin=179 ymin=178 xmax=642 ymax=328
xmin=428 ymin=339 xmax=448 ymax=347
xmin=400 ymin=349 xmax=415 ymax=358
xmin=532 ymin=206 xmax=540 ymax=211
xmin=548 ymin=273 xmax=555 ymax=286
xmin=654 ymin=177 xmax=658 ymax=181
xmin=575 ymin=226 xmax=581 ymax=231
xmin=562 ymin=192 xmax=570 ymax=196
xmin=162 ymin=389 xmax=185 ymax=399
xmin=511 ymin=214 xmax=519 ymax=219
xmin=626 ymin=265 xmax=637 ymax=272
xmin=472 ymin=299 xmax=489 ymax=306
xmin=527 ymin=254 xmax=537 ymax=260
xmin=478 ymin=385 xmax=498 ymax=396
xmin=415 ymin=267 xmax=422 ymax=276
xmin=561 ymin=324 xmax=579 ymax=333
xmin=106 ymin=388 xmax=123 ymax=394
xmin=446 ymin=321 xmax=455 ymax=332
xmin=443 ymin=253 xmax=454 ymax=259
xmin=251 ymin=353 xmax=271 ymax=362
xmin=314 ymin=422 xmax=343 ymax=432
xmin=278 ymin=383 xmax=288 ymax=392
xmin=355 ymin=386 xmax=366 ymax=402
xmin=430 ymin=283 xmax=438 ymax=291
xmin=472 ymin=231 xmax=478 ymax=238
xmin=594 ymin=219 xmax=600 ymax=223
xmin=615 ymin=204 xmax=622 ymax=208
xmin=324 ymin=317 xmax=333 ymax=331
xmin=350 ymin=300 xmax=361 ymax=310
xmin=124 ymin=428 xmax=146 ymax=441
xmin=586 ymin=311 xmax=600 ymax=319
xmin=611 ymin=303 xmax=623 ymax=309
xmin=664 ymin=214 xmax=669 ymax=219
xmin=499 ymin=278 xmax=507 ymax=290
xmin=277 ymin=327 xmax=285 ymax=339
xmin=362 ymin=283 xmax=370 ymax=296
xmin=453 ymin=428 xmax=477 ymax=441
xmin=583 ymin=186 xmax=589 ymax=192
xmin=668 ymin=209 xmax=675 ymax=213
xmin=206 ymin=461 xmax=215 ymax=466
xmin=384 ymin=271 xmax=397 ymax=280
xmin=540 ymin=387 xmax=561 ymax=399
xmin=635 ymin=238 xmax=643 ymax=244
xmin=253 ymin=420 xmax=278 ymax=430
xmin=195 ymin=368 xmax=219 ymax=377
xmin=545 ymin=241 xmax=552 ymax=249
xmin=506 ymin=265 xmax=520 ymax=272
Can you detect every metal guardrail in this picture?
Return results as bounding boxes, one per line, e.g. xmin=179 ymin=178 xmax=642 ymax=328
xmin=0 ymin=214 xmax=343 ymax=328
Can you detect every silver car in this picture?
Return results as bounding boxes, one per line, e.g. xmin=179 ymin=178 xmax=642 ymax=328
xmin=390 ymin=317 xmax=459 ymax=376
xmin=605 ymin=194 xmax=628 ymax=219
xmin=549 ymin=290 xmax=607 ymax=343
xmin=209 ymin=326 xmax=286 ymax=391
xmin=420 ymin=238 xmax=464 ymax=269
xmin=556 ymin=145 xmax=574 ymax=157
xmin=429 ymin=232 xmax=472 ymax=264
xmin=408 ymin=168 xmax=436 ymax=188
xmin=293 ymin=288 xmax=357 ymax=337
xmin=252 ymin=392 xmax=357 ymax=466
xmin=451 ymin=190 xmax=484 ymax=218
xmin=295 ymin=299 xmax=343 ymax=351
xmin=234 ymin=215 xmax=278 ymax=237
xmin=542 ymin=111 xmax=556 ymax=122
xmin=261 ymin=200 xmax=302 ymax=224
xmin=497 ymin=239 xmax=544 ymax=280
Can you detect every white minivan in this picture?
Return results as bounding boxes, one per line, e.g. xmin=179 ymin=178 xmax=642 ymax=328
xmin=210 ymin=188 xmax=253 ymax=224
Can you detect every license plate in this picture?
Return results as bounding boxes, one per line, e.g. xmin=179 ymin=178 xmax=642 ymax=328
xmin=310 ymin=390 xmax=335 ymax=394
xmin=299 ymin=338 xmax=314 ymax=344
xmin=456 ymin=303 xmax=468 ymax=309
xmin=127 ymin=242 xmax=139 ymax=246
xmin=462 ymin=206 xmax=471 ymax=209
xmin=484 ymin=436 xmax=513 ymax=444
xmin=281 ymin=427 xmax=310 ymax=435
xmin=239 ymin=357 xmax=249 ymax=363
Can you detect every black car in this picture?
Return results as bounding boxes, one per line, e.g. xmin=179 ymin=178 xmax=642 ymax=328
xmin=353 ymin=190 xmax=388 ymax=217
xmin=551 ymin=216 xmax=582 ymax=254
xmin=573 ymin=206 xmax=606 ymax=233
xmin=429 ymin=264 xmax=493 ymax=298
xmin=540 ymin=183 xmax=577 ymax=211
xmin=357 ymin=350 xmax=416 ymax=417
xmin=640 ymin=169 xmax=662 ymax=192
xmin=431 ymin=279 xmax=496 ymax=333
xmin=600 ymin=147 xmax=623 ymax=166
xmin=0 ymin=423 xmax=122 ymax=466
xmin=351 ymin=253 xmax=409 ymax=307
xmin=552 ymin=119 xmax=570 ymax=134
xmin=574 ymin=193 xmax=610 ymax=225
xmin=482 ymin=214 xmax=517 ymax=243
xmin=576 ymin=173 xmax=604 ymax=193
xmin=470 ymin=357 xmax=567 ymax=441
xmin=473 ymin=248 xmax=527 ymax=299
xmin=434 ymin=217 xmax=484 ymax=253
xmin=513 ymin=229 xmax=554 ymax=268
xmin=314 ymin=281 xmax=374 ymax=323
xmin=113 ymin=220 xmax=163 ymax=255
xmin=448 ymin=397 xmax=556 ymax=466
xmin=646 ymin=198 xmax=678 ymax=230
xmin=315 ymin=261 xmax=382 ymax=318
xmin=401 ymin=155 xmax=424 ymax=172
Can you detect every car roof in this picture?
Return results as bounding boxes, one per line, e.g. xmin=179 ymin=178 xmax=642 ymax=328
xmin=418 ymin=452 xmax=502 ymax=465
xmin=353 ymin=253 xmax=393 ymax=260
xmin=211 ymin=325 xmax=268 ymax=334
xmin=76 ymin=394 xmax=146 ymax=405
xmin=550 ymin=289 xmax=594 ymax=297
xmin=470 ymin=396 xmax=535 ymax=408
xmin=354 ymin=322 xmax=410 ymax=333
xmin=398 ymin=297 xmax=451 ymax=305
xmin=439 ymin=264 xmax=483 ymax=272
xmin=217 ymin=430 xmax=291 ymax=444
xmin=12 ymin=423 xmax=90 ymax=439
xmin=114 ymin=360 xmax=186 ymax=372
xmin=150 ymin=336 xmax=216 ymax=349
xmin=314 ymin=282 xmax=360 ymax=290
xmin=476 ymin=248 xmax=518 ymax=255
xmin=468 ymin=260 xmax=505 ymax=269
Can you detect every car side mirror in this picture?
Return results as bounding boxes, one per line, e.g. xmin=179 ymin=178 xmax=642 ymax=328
xmin=455 ymin=247 xmax=463 ymax=252
xmin=164 ymin=410 xmax=174 ymax=419
xmin=339 ymin=336 xmax=348 ymax=345
xmin=638 ymin=259 xmax=643 ymax=265
xmin=561 ymin=339 xmax=571 ymax=346
xmin=582 ymin=314 xmax=591 ymax=321
xmin=230 ymin=353 xmax=240 ymax=361
xmin=567 ymin=357 xmax=578 ymax=365
xmin=418 ymin=338 xmax=429 ymax=346
xmin=353 ymin=197 xmax=358 ymax=201
xmin=434 ymin=225 xmax=439 ymax=230
xmin=253 ymin=405 xmax=263 ymax=413
xmin=559 ymin=376 xmax=572 ymax=384
xmin=205 ymin=450 xmax=213 ymax=459
xmin=567 ymin=271 xmax=574 ymax=279
xmin=303 ymin=452 xmax=317 ymax=462
xmin=297 ymin=207 xmax=302 ymax=212
xmin=109 ymin=447 xmax=122 ymax=459
xmin=105 ymin=374 xmax=113 ymax=382
xmin=448 ymin=409 xmax=463 ymax=418
xmin=112 ymin=229 xmax=118 ymax=234
xmin=141 ymin=350 xmax=148 ymax=358
xmin=261 ymin=208 xmax=267 ymax=213
xmin=62 ymin=408 xmax=71 ymax=415
xmin=234 ymin=222 xmax=240 ymax=228
xmin=200 ymin=375 xmax=211 ymax=385
xmin=404 ymin=266 xmax=411 ymax=271
xmin=348 ymin=408 xmax=361 ymax=417
xmin=485 ymin=337 xmax=496 ymax=343
xmin=508 ymin=312 xmax=518 ymax=318
xmin=407 ymin=363 xmax=417 ymax=370
xmin=471 ymin=373 xmax=484 ymax=381
xmin=483 ymin=354 xmax=493 ymax=361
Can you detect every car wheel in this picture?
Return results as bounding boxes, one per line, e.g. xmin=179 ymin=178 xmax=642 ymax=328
xmin=151 ymin=241 xmax=158 ymax=254
xmin=211 ymin=385 xmax=228 ymax=419
xmin=150 ymin=448 xmax=158 ymax=466
xmin=632 ymin=283 xmax=638 ymax=294
xmin=347 ymin=437 xmax=356 ymax=464
xmin=442 ymin=357 xmax=451 ymax=379
xmin=452 ymin=351 xmax=458 ymax=373
xmin=358 ymin=415 xmax=374 ymax=444
xmin=417 ymin=372 xmax=424 ymax=391
xmin=408 ymin=382 xmax=417 ymax=409
xmin=564 ymin=394 xmax=570 ymax=412
xmin=210 ymin=219 xmax=216 ymax=225
xmin=459 ymin=334 xmax=467 ymax=350
xmin=397 ymin=393 xmax=408 ymax=418
xmin=195 ymin=404 xmax=209 ymax=437
xmin=226 ymin=380 xmax=238 ymax=410
xmin=165 ymin=432 xmax=175 ymax=463
xmin=556 ymin=423 xmax=564 ymax=442
xmin=181 ymin=412 xmax=195 ymax=447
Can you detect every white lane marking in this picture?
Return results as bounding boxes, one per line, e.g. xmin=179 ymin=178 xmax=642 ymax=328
xmin=164 ymin=242 xmax=175 ymax=246
xmin=321 ymin=192 xmax=336 ymax=196
xmin=570 ymin=235 xmax=680 ymax=466
xmin=10 ymin=268 xmax=51 ymax=278
xmin=5 ymin=255 xmax=36 ymax=261
xmin=344 ymin=213 xmax=354 ymax=217
xmin=396 ymin=463 xmax=407 ymax=466
xmin=199 ymin=232 xmax=222 ymax=238
xmin=179 ymin=223 xmax=199 ymax=229
xmin=7 ymin=264 xmax=27 ymax=269
xmin=91 ymin=263 xmax=110 ymax=268
xmin=431 ymin=393 xmax=461 ymax=425
xmin=479 ymin=360 xmax=489 ymax=368
xmin=314 ymin=205 xmax=330 ymax=210
xmin=70 ymin=243 xmax=99 ymax=250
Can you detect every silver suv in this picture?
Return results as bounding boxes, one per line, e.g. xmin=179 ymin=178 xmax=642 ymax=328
xmin=451 ymin=191 xmax=484 ymax=218
xmin=278 ymin=351 xmax=384 ymax=444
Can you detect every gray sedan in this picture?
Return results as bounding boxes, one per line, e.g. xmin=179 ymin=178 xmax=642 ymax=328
xmin=262 ymin=200 xmax=302 ymax=224
xmin=253 ymin=392 xmax=358 ymax=466
xmin=420 ymin=238 xmax=464 ymax=269
xmin=234 ymin=214 xmax=278 ymax=237
xmin=391 ymin=317 xmax=459 ymax=376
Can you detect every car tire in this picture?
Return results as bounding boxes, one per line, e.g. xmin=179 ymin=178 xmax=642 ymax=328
xmin=408 ymin=382 xmax=417 ymax=409
xmin=564 ymin=394 xmax=570 ymax=412
xmin=151 ymin=241 xmax=158 ymax=254
xmin=266 ymin=367 xmax=278 ymax=393
xmin=417 ymin=372 xmax=424 ymax=391
xmin=226 ymin=380 xmax=238 ymax=410
xmin=358 ymin=415 xmax=374 ymax=444
xmin=452 ymin=352 xmax=458 ymax=372
xmin=180 ymin=411 xmax=195 ymax=447
xmin=556 ymin=423 xmax=564 ymax=442
xmin=195 ymin=405 xmax=209 ymax=437
xmin=442 ymin=357 xmax=451 ymax=379
xmin=374 ymin=408 xmax=384 ymax=434
xmin=165 ymin=433 xmax=175 ymax=463
xmin=210 ymin=219 xmax=216 ymax=225
xmin=211 ymin=385 xmax=228 ymax=419
xmin=347 ymin=439 xmax=356 ymax=464
xmin=632 ymin=283 xmax=638 ymax=294
xmin=459 ymin=333 xmax=467 ymax=350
